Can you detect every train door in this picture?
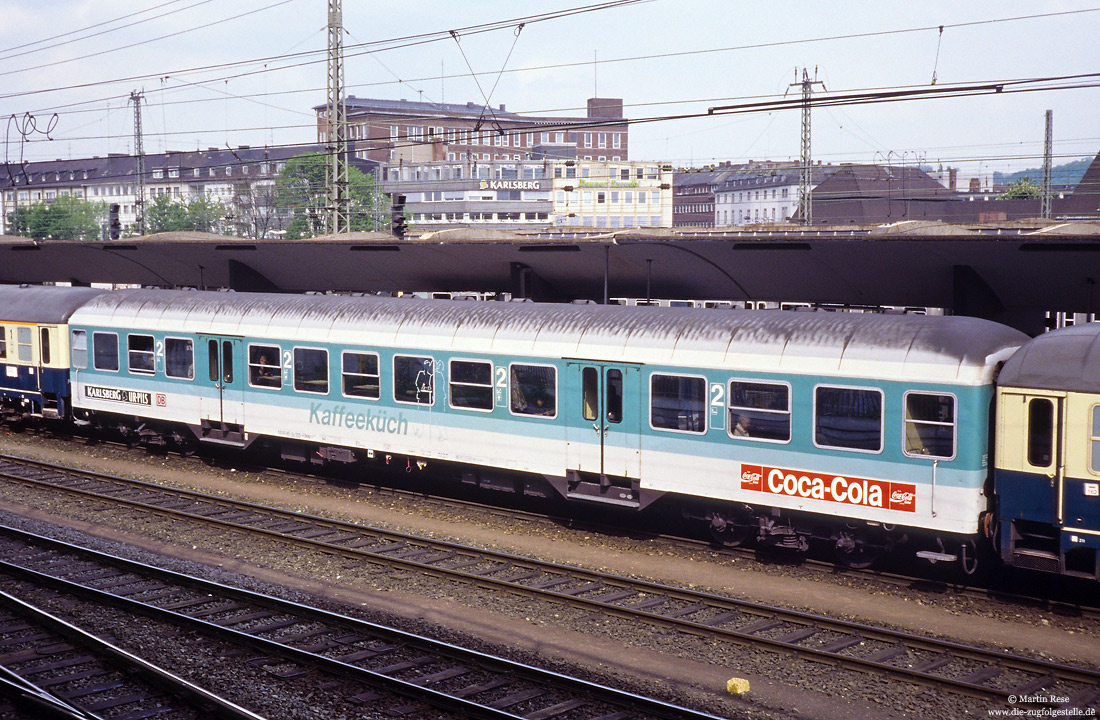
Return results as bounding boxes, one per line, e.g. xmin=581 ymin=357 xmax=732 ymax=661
xmin=565 ymin=363 xmax=641 ymax=480
xmin=37 ymin=325 xmax=61 ymax=417
xmin=199 ymin=335 xmax=245 ymax=429
xmin=9 ymin=325 xmax=42 ymax=410
xmin=997 ymin=390 xmax=1066 ymax=526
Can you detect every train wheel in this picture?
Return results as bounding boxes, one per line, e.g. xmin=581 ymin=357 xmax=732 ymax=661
xmin=171 ymin=430 xmax=198 ymax=457
xmin=706 ymin=506 xmax=753 ymax=548
xmin=834 ymin=527 xmax=883 ymax=569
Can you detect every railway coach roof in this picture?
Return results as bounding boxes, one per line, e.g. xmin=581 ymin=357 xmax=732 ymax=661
xmin=998 ymin=322 xmax=1100 ymax=393
xmin=70 ymin=289 xmax=1028 ymax=384
xmin=0 ymin=285 xmax=110 ymax=324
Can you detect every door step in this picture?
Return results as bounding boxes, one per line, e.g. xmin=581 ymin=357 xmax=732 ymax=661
xmin=199 ymin=420 xmax=248 ymax=447
xmin=565 ymin=472 xmax=640 ymax=508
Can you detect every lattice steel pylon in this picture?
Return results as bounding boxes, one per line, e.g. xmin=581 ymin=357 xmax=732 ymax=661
xmin=1041 ymin=109 xmax=1053 ymax=220
xmin=789 ymin=68 xmax=825 ymax=226
xmin=130 ymin=90 xmax=146 ymax=236
xmin=325 ymin=0 xmax=350 ymax=235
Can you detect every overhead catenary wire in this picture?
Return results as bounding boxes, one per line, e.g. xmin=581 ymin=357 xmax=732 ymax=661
xmin=6 ymin=3 xmax=1097 ymax=176
xmin=3 ymin=3 xmax=1097 ymax=176
xmin=0 ymin=0 xmax=203 ymax=58
xmin=0 ymin=1 xmax=647 ymax=101
xmin=3 ymin=4 xmax=1095 ymax=108
xmin=0 ymin=0 xmax=299 ymax=83
xmin=14 ymin=71 xmax=1100 ymax=152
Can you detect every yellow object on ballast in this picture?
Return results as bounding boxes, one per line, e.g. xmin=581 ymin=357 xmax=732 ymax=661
xmin=726 ymin=677 xmax=750 ymax=695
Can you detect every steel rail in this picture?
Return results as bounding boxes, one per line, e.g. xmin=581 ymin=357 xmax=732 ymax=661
xmin=1 ymin=453 xmax=1098 ymax=708
xmin=0 ymin=523 xmax=723 ymax=720
xmin=0 ymin=588 xmax=267 ymax=720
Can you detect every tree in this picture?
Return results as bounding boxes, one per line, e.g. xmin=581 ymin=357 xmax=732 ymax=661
xmin=232 ymin=180 xmax=283 ymax=239
xmin=146 ymin=193 xmax=189 ymax=233
xmin=185 ymin=194 xmax=226 ymax=233
xmin=6 ymin=195 xmax=104 ymax=241
xmin=275 ymin=153 xmax=386 ymax=238
xmin=998 ymin=177 xmax=1042 ymax=200
xmin=145 ymin=193 xmax=226 ymax=233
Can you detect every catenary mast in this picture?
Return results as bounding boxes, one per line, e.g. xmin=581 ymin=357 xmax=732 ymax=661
xmin=326 ymin=0 xmax=350 ymax=234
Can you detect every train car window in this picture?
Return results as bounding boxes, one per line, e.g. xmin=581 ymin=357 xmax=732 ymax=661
xmin=510 ymin=364 xmax=556 ymax=417
xmin=342 ymin=351 xmax=379 ymax=399
xmin=651 ymin=373 xmax=706 ymax=433
xmin=40 ymin=328 xmax=51 ymax=365
xmin=581 ymin=367 xmax=598 ymax=421
xmin=70 ymin=330 xmax=87 ymax=369
xmin=92 ymin=332 xmax=119 ymax=372
xmin=903 ymin=392 xmax=956 ymax=459
xmin=449 ymin=360 xmax=493 ymax=411
xmin=814 ymin=386 xmax=883 ymax=452
xmin=1091 ymin=406 xmax=1100 ymax=473
xmin=221 ymin=341 xmax=233 ymax=383
xmin=207 ymin=340 xmax=219 ymax=382
xmin=1027 ymin=398 xmax=1054 ymax=467
xmin=128 ymin=334 xmax=155 ymax=374
xmin=728 ymin=380 xmax=791 ymax=442
xmin=394 ymin=355 xmax=434 ymax=405
xmin=16 ymin=327 xmax=32 ymax=362
xmin=248 ymin=344 xmax=282 ymax=389
xmin=0 ymin=326 xmax=6 ymax=359
xmin=164 ymin=338 xmax=194 ymax=380
xmin=606 ymin=369 xmax=623 ymax=424
xmin=293 ymin=348 xmax=329 ymax=395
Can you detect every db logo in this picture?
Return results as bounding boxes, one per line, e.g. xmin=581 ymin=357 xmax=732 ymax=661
xmin=156 ymin=394 xmax=167 ymax=407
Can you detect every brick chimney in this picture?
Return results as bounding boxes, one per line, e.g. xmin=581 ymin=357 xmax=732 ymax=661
xmin=587 ymin=98 xmax=623 ymax=119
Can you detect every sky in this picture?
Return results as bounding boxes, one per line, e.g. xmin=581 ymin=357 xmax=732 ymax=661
xmin=2 ymin=0 xmax=1098 ymax=179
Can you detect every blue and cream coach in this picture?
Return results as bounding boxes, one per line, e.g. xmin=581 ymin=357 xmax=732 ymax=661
xmin=0 ymin=285 xmax=107 ymax=422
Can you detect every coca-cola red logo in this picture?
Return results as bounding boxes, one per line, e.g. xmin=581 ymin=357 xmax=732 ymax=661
xmin=888 ymin=489 xmax=916 ymax=511
xmin=740 ymin=464 xmax=763 ymax=491
xmin=740 ymin=463 xmax=917 ymax=513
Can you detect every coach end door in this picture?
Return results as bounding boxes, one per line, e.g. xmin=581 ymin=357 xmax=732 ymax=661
xmin=997 ymin=390 xmax=1067 ymax=528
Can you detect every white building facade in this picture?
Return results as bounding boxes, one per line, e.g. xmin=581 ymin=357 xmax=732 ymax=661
xmin=1 ymin=145 xmax=365 ymax=238
xmin=713 ymin=170 xmax=802 ymax=227
xmin=382 ymin=159 xmax=673 ymax=229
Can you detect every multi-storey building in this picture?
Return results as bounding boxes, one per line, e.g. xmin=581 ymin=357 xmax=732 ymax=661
xmin=318 ymin=96 xmax=629 ymax=165
xmin=0 ymin=145 xmax=376 ymax=238
xmin=672 ymin=165 xmax=738 ymax=227
xmin=382 ymin=158 xmax=672 ymax=229
xmin=713 ymin=168 xmax=802 ymax=226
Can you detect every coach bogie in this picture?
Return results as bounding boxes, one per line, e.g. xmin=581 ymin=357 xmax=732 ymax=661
xmin=832 ymin=523 xmax=894 ymax=569
xmin=756 ymin=513 xmax=809 ymax=552
xmin=705 ymin=504 xmax=755 ymax=547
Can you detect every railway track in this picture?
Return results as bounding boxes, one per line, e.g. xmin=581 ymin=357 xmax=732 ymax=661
xmin=0 ymin=523 xmax=723 ymax=720
xmin=0 ymin=586 xmax=264 ymax=720
xmin=1 ymin=453 xmax=1098 ymax=710
xmin=11 ymin=437 xmax=1096 ymax=617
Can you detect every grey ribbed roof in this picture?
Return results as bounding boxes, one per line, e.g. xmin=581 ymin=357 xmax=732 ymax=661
xmin=998 ymin=323 xmax=1100 ymax=393
xmin=0 ymin=285 xmax=110 ymax=324
xmin=70 ymin=289 xmax=1028 ymax=384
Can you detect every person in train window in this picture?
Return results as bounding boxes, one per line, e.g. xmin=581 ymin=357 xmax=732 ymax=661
xmin=254 ymin=353 xmax=278 ymax=386
xmin=733 ymin=414 xmax=751 ymax=437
